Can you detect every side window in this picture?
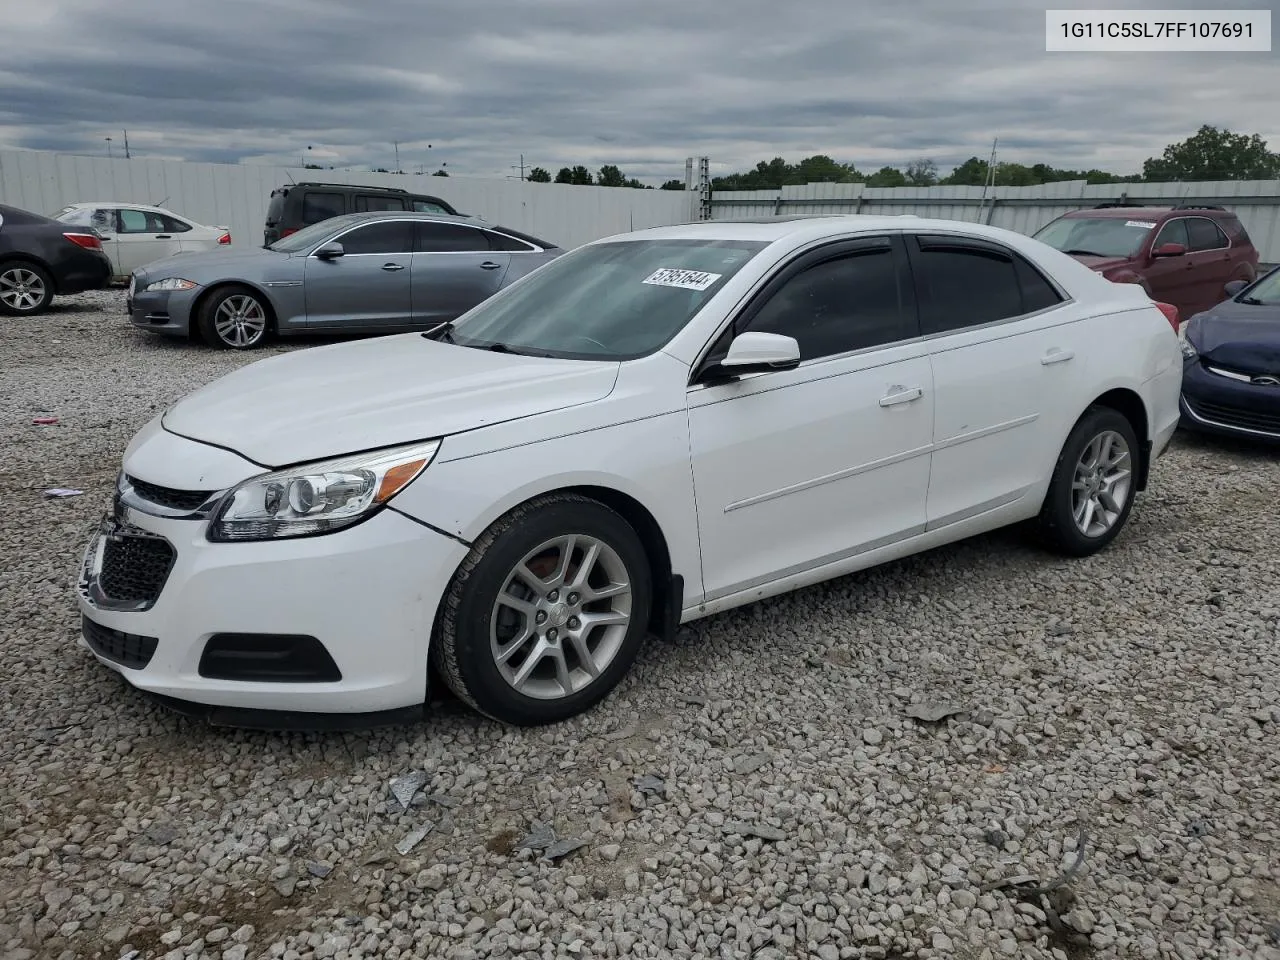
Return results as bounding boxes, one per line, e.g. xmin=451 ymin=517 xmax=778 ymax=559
xmin=159 ymin=214 xmax=192 ymax=233
xmin=301 ymin=192 xmax=344 ymax=224
xmin=1154 ymin=219 xmax=1189 ymax=249
xmin=1013 ymin=256 xmax=1064 ymax=313
xmin=743 ymin=248 xmax=907 ymax=361
xmin=1187 ymin=218 xmax=1229 ymax=252
xmin=117 ymin=209 xmax=152 ymax=234
xmin=1228 ymin=219 xmax=1253 ymax=245
xmin=412 ymin=222 xmax=490 ymax=252
xmin=412 ymin=200 xmax=448 ymax=214
xmin=90 ymin=209 xmax=114 ymax=232
xmin=484 ymin=230 xmax=537 ymax=252
xmin=913 ymin=242 xmax=1024 ymax=334
xmin=355 ymin=195 xmax=407 ymax=212
xmin=335 ymin=222 xmax=412 ymax=255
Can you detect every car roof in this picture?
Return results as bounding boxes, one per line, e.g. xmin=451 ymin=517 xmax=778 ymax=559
xmin=601 ymin=214 xmax=1030 ymax=245
xmin=65 ymin=201 xmax=181 ymax=215
xmin=335 ymin=210 xmax=488 ymax=227
xmin=1060 ymin=206 xmax=1236 ymax=220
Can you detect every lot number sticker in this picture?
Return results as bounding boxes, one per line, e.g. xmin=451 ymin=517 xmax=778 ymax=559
xmin=1125 ymin=220 xmax=1157 ymax=229
xmin=642 ymin=267 xmax=723 ymax=291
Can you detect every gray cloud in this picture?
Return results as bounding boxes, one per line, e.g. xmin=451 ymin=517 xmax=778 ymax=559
xmin=0 ymin=0 xmax=1275 ymax=183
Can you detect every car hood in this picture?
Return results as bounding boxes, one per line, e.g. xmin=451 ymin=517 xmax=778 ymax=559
xmin=162 ymin=334 xmax=621 ymax=467
xmin=1186 ymin=300 xmax=1280 ymax=374
xmin=1067 ymin=254 xmax=1132 ymax=273
xmin=135 ymin=247 xmax=289 ymax=281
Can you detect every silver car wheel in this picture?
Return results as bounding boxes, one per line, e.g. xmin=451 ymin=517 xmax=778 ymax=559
xmin=489 ymin=534 xmax=633 ymax=700
xmin=1071 ymin=429 xmax=1132 ymax=538
xmin=0 ymin=267 xmax=47 ymax=313
xmin=214 ymin=294 xmax=267 ymax=348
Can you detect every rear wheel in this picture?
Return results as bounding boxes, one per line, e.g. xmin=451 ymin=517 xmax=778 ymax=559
xmin=1038 ymin=406 xmax=1139 ymax=557
xmin=197 ymin=286 xmax=270 ymax=349
xmin=0 ymin=261 xmax=54 ymax=316
xmin=431 ymin=493 xmax=653 ymax=725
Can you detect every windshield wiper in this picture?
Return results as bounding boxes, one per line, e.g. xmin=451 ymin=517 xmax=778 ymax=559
xmin=1063 ymin=248 xmax=1107 ymax=258
xmin=484 ymin=342 xmax=553 ymax=357
xmin=420 ymin=321 xmax=454 ymax=342
xmin=1239 ymin=296 xmax=1266 ymax=305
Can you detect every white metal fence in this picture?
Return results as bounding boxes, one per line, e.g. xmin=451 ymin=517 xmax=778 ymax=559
xmin=712 ymin=180 xmax=1280 ymax=264
xmin=0 ymin=150 xmax=697 ymax=251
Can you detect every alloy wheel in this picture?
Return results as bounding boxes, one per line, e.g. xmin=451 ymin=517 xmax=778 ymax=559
xmin=0 ymin=267 xmax=47 ymax=313
xmin=214 ymin=294 xmax=267 ymax=347
xmin=1071 ymin=430 xmax=1133 ymax=538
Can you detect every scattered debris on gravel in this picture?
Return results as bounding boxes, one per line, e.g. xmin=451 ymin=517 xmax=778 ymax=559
xmin=3 ymin=291 xmax=1280 ymax=959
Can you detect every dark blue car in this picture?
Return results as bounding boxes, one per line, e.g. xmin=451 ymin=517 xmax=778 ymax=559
xmin=1180 ymin=266 xmax=1280 ymax=443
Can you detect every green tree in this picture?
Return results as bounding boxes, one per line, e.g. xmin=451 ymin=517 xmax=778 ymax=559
xmin=660 ymin=179 xmax=685 ymax=190
xmin=940 ymin=157 xmax=989 ymax=186
xmin=372 ymin=167 xmax=390 ymax=173
xmin=624 ymin=177 xmax=648 ymax=189
xmin=795 ymin=154 xmax=860 ymax=183
xmin=903 ymin=159 xmax=938 ymax=186
xmin=432 ymin=169 xmax=448 ymax=177
xmin=597 ymin=164 xmax=626 ymax=187
xmin=569 ymin=165 xmax=594 ymax=185
xmin=1142 ymin=125 xmax=1280 ymax=181
xmin=866 ymin=166 xmax=907 ymax=187
xmin=526 ymin=167 xmax=551 ymax=182
xmin=554 ymin=167 xmax=574 ymax=184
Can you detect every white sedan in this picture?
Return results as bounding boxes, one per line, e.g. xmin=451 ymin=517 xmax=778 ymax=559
xmin=54 ymin=202 xmax=231 ymax=281
xmin=77 ymin=216 xmax=1183 ymax=727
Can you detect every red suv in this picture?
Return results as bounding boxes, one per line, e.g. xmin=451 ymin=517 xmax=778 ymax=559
xmin=1033 ymin=204 xmax=1259 ymax=321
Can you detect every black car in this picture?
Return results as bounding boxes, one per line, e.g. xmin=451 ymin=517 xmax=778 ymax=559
xmin=263 ymin=182 xmax=461 ymax=246
xmin=0 ymin=203 xmax=112 ymax=316
xmin=1179 ymin=266 xmax=1280 ymax=443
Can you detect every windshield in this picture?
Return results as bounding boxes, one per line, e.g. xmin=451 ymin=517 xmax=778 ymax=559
xmin=267 ymin=214 xmax=363 ymax=253
xmin=1241 ymin=267 xmax=1280 ymax=305
xmin=1033 ymin=215 xmax=1155 ymax=258
xmin=446 ymin=238 xmax=769 ymax=360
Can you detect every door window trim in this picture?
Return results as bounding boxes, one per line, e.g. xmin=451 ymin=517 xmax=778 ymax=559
xmin=1152 ymin=217 xmax=1191 ymax=250
xmin=1183 ymin=215 xmax=1231 ymax=252
xmin=313 ymin=218 xmax=416 ymax=257
xmin=410 ymin=222 xmax=499 ymax=254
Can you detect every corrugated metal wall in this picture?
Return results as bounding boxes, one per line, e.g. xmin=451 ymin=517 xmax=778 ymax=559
xmin=711 ymin=179 xmax=1280 ymax=263
xmin=0 ymin=150 xmax=697 ymax=251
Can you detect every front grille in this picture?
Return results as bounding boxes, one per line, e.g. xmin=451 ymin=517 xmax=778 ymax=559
xmin=82 ymin=617 xmax=158 ymax=670
xmin=126 ymin=476 xmax=213 ymax=512
xmin=1185 ymin=396 xmax=1280 ymax=435
xmin=99 ymin=533 xmax=176 ymax=607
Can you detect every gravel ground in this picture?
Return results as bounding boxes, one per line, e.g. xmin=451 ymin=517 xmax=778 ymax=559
xmin=3 ymin=289 xmax=1280 ymax=960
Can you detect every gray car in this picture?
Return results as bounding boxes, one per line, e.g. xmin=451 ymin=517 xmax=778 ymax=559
xmin=126 ymin=211 xmax=564 ymax=349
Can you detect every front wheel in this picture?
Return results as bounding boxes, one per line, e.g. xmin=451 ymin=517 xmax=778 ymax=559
xmin=197 ymin=286 xmax=271 ymax=349
xmin=1038 ymin=406 xmax=1140 ymax=557
xmin=431 ymin=493 xmax=653 ymax=725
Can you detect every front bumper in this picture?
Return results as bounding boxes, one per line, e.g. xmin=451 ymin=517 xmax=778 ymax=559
xmin=127 ymin=286 xmax=199 ymax=337
xmin=78 ymin=494 xmax=469 ymax=718
xmin=1180 ymin=359 xmax=1280 ymax=443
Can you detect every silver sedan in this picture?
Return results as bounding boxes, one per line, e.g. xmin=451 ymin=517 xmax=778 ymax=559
xmin=125 ymin=211 xmax=564 ymax=349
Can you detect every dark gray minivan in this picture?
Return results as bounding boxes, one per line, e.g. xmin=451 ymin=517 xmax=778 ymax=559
xmin=263 ymin=182 xmax=461 ymax=246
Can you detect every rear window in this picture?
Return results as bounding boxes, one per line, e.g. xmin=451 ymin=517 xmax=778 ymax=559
xmin=301 ymin=191 xmax=344 ymax=224
xmin=355 ymin=195 xmax=407 ymax=212
xmin=412 ymin=199 xmax=450 ymax=214
xmin=266 ymin=191 xmax=286 ymax=225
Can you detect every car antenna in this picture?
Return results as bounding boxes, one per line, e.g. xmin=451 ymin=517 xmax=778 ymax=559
xmin=151 ymin=196 xmax=169 ymax=208
xmin=285 ymin=169 xmax=297 ymax=185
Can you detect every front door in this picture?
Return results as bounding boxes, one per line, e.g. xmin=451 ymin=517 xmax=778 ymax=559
xmin=410 ymin=221 xmax=511 ymax=324
xmin=113 ymin=208 xmax=185 ymax=276
xmin=1145 ymin=218 xmax=1196 ymax=314
xmin=303 ymin=220 xmax=414 ymax=329
xmin=687 ymin=236 xmax=934 ymax=604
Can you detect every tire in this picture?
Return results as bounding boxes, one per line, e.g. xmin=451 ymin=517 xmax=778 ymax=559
xmin=0 ymin=261 xmax=55 ymax=317
xmin=432 ymin=493 xmax=653 ymax=726
xmin=196 ymin=285 xmax=271 ymax=349
xmin=1038 ymin=406 xmax=1140 ymax=557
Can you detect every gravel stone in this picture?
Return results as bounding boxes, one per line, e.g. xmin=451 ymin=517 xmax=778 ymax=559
xmin=3 ymin=293 xmax=1280 ymax=960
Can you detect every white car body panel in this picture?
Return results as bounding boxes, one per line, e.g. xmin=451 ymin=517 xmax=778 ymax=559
xmin=79 ymin=215 xmax=1184 ymax=714
xmin=55 ymin=202 xmax=229 ymax=278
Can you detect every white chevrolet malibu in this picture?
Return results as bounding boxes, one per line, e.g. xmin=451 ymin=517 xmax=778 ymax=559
xmin=78 ymin=216 xmax=1183 ymax=728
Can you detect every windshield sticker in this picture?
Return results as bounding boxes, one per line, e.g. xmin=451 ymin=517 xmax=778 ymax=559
xmin=642 ymin=267 xmax=723 ymax=291
xmin=1125 ymin=220 xmax=1157 ymax=229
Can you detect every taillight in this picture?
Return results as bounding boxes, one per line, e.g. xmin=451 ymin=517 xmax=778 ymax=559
xmin=1153 ymin=301 xmax=1179 ymax=332
xmin=217 ymin=232 xmax=232 ymax=245
xmin=279 ymin=227 xmax=298 ymax=238
xmin=63 ymin=232 xmax=102 ymax=251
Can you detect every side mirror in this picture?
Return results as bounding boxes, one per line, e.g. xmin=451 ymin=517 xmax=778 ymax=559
xmin=1152 ymin=242 xmax=1186 ymax=259
xmin=313 ymin=241 xmax=345 ymax=259
xmin=1224 ymin=279 xmax=1250 ymax=298
xmin=699 ymin=332 xmax=801 ymax=382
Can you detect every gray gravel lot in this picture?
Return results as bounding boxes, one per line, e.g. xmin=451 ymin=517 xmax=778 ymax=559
xmin=2 ymin=290 xmax=1280 ymax=960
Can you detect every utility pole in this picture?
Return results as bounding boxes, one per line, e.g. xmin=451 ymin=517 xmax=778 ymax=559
xmin=519 ymin=154 xmax=525 ymax=180
xmin=104 ymin=137 xmax=113 ymax=159
xmin=394 ymin=141 xmax=400 ymax=173
xmin=122 ymin=130 xmax=131 ymax=159
xmin=978 ymin=137 xmax=998 ymax=224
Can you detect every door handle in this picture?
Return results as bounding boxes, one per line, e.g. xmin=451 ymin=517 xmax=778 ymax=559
xmin=479 ymin=261 xmax=502 ymax=270
xmin=1041 ymin=348 xmax=1074 ymax=365
xmin=154 ymin=235 xmax=171 ymax=240
xmin=879 ymin=386 xmax=922 ymax=407
xmin=381 ymin=263 xmax=405 ymax=272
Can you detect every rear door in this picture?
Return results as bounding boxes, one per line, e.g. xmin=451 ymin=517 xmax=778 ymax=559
xmin=908 ymin=233 xmax=1091 ymax=529
xmin=1184 ymin=217 xmax=1235 ymax=312
xmin=114 ymin=208 xmax=184 ymax=274
xmin=303 ymin=220 xmax=414 ymax=329
xmin=409 ymin=222 xmax=510 ymax=324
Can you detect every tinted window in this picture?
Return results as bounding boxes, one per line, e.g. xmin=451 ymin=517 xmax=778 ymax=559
xmin=485 ymin=230 xmax=537 ymax=252
xmin=412 ymin=200 xmax=449 ymax=214
xmin=355 ymin=195 xmax=407 ymax=212
xmin=745 ymin=248 xmax=906 ymax=361
xmin=301 ymin=192 xmax=344 ymax=224
xmin=413 ymin=222 xmax=489 ymax=252
xmin=160 ymin=214 xmax=191 ymax=233
xmin=914 ymin=243 xmax=1024 ymax=334
xmin=336 ymin=222 xmax=412 ymax=255
xmin=1187 ymin=218 xmax=1228 ymax=252
xmin=1154 ymin=219 xmax=1189 ymax=249
xmin=1014 ymin=256 xmax=1064 ymax=313
xmin=488 ymin=226 xmax=554 ymax=249
xmin=267 ymin=191 xmax=286 ymax=223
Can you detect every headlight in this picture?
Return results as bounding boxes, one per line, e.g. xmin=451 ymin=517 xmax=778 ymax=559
xmin=208 ymin=440 xmax=441 ymax=542
xmin=144 ymin=277 xmax=198 ymax=292
xmin=1180 ymin=339 xmax=1198 ymax=361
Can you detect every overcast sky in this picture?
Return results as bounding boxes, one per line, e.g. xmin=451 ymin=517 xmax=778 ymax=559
xmin=1 ymin=0 xmax=1276 ymax=184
